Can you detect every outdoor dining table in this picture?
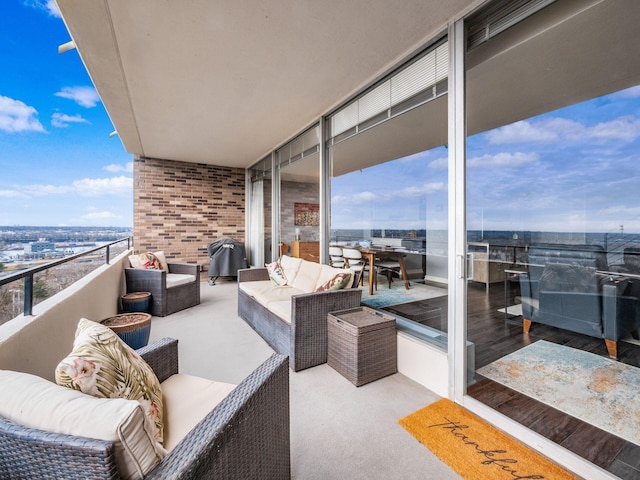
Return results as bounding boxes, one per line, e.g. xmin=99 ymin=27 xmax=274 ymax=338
xmin=358 ymin=247 xmax=410 ymax=296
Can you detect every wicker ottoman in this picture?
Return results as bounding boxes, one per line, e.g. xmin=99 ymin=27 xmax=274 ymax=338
xmin=327 ymin=306 xmax=397 ymax=386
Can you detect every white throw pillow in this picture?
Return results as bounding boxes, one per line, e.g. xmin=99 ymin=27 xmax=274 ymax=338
xmin=266 ymin=260 xmax=288 ymax=285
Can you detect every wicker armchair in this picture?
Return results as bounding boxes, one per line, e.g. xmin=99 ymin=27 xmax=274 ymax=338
xmin=124 ymin=263 xmax=201 ymax=317
xmin=0 ymin=338 xmax=291 ymax=479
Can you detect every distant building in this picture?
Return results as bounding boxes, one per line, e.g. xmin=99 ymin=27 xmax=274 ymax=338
xmin=25 ymin=241 xmax=55 ymax=254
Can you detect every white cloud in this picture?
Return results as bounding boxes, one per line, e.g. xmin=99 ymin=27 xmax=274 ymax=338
xmin=24 ymin=0 xmax=61 ymax=17
xmin=428 ymin=152 xmax=538 ymax=170
xmin=398 ymin=182 xmax=447 ymax=197
xmin=611 ymin=85 xmax=640 ymax=99
xmin=55 ymin=87 xmax=100 ymax=108
xmin=467 ymin=152 xmax=539 ymax=168
xmin=428 ymin=156 xmax=448 ymax=170
xmin=0 ymin=95 xmax=45 ymax=133
xmin=486 ymin=119 xmax=562 ymax=144
xmin=104 ymin=162 xmax=134 ymax=173
xmin=78 ymin=211 xmax=122 ymax=221
xmin=590 ymin=116 xmax=640 ymax=142
xmin=44 ymin=0 xmax=60 ymax=16
xmin=332 ymin=191 xmax=378 ymax=204
xmin=20 ymin=176 xmax=133 ymax=198
xmin=72 ymin=176 xmax=133 ymax=196
xmin=51 ymin=112 xmax=90 ymax=128
xmin=0 ymin=189 xmax=29 ymax=198
xmin=487 ymin=116 xmax=640 ymax=145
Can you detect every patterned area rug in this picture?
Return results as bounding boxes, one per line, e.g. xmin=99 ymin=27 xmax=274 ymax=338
xmin=477 ymin=340 xmax=640 ymax=445
xmin=400 ymin=398 xmax=578 ymax=480
xmin=359 ymin=281 xmax=447 ymax=309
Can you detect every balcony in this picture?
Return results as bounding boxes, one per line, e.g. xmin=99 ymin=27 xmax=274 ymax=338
xmin=0 ymin=248 xmax=459 ymax=479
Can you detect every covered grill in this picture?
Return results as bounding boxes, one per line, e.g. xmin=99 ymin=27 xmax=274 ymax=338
xmin=207 ymin=237 xmax=249 ymax=285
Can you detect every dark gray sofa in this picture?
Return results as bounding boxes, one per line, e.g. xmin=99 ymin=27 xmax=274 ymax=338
xmin=519 ymin=244 xmax=640 ymax=358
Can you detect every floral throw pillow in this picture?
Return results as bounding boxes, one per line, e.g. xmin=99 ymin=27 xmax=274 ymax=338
xmin=266 ymin=260 xmax=288 ymax=286
xmin=139 ymin=252 xmax=162 ymax=270
xmin=315 ymin=272 xmax=352 ymax=292
xmin=55 ymin=318 xmax=165 ymax=447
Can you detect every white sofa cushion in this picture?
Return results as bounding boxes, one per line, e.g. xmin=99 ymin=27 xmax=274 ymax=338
xmin=266 ymin=301 xmax=292 ymax=324
xmin=289 ymin=261 xmax=323 ymax=293
xmin=166 ymin=273 xmax=195 ymax=288
xmin=161 ymin=374 xmax=236 ymax=451
xmin=239 ymin=280 xmax=304 ymax=306
xmin=0 ymin=369 xmax=165 ymax=480
xmin=239 ymin=280 xmax=276 ymax=297
xmin=254 ymin=285 xmax=305 ymax=306
xmin=279 ymin=255 xmax=303 ymax=285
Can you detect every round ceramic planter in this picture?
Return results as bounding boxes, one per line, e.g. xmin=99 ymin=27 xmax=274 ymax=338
xmin=101 ymin=312 xmax=151 ymax=349
xmin=121 ymin=291 xmax=152 ymax=314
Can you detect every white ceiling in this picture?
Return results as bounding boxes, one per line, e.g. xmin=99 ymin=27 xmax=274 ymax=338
xmin=55 ymin=0 xmax=476 ymax=169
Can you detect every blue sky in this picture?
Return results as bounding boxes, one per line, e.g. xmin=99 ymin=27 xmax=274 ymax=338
xmin=332 ymin=85 xmax=640 ymax=234
xmin=0 ymin=1 xmax=133 ymax=227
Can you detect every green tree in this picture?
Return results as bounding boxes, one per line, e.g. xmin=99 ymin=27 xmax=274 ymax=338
xmin=32 ymin=280 xmax=50 ymax=301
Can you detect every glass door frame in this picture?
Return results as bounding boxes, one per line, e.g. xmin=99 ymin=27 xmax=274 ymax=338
xmin=450 ymin=14 xmax=612 ymax=479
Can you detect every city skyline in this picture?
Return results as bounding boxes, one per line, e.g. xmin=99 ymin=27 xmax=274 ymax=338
xmin=0 ymin=1 xmax=133 ymax=227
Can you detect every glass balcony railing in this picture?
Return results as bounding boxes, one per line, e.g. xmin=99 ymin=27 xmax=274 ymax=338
xmin=0 ymin=238 xmax=131 ymax=325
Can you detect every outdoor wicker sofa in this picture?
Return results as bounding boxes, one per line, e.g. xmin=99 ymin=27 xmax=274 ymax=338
xmin=0 ymin=338 xmax=291 ymax=479
xmin=238 ymin=256 xmax=362 ymax=372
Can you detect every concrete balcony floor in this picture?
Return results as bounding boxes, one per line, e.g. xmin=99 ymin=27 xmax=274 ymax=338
xmin=148 ymin=278 xmax=461 ymax=480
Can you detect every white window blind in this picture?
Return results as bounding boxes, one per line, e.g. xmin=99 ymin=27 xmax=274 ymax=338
xmin=330 ymin=39 xmax=448 ymax=141
xmin=277 ymin=124 xmax=320 ymax=165
xmin=358 ymin=80 xmax=391 ymax=125
xmin=466 ymin=0 xmax=556 ymax=50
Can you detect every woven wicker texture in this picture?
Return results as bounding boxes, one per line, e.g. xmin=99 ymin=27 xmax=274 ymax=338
xmin=124 ymin=263 xmax=201 ymax=317
xmin=0 ymin=337 xmax=290 ymax=479
xmin=328 ymin=307 xmax=397 ymax=386
xmin=238 ymin=267 xmax=362 ymax=371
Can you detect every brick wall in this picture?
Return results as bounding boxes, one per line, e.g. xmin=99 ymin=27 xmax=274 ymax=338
xmin=133 ymin=157 xmax=246 ymax=272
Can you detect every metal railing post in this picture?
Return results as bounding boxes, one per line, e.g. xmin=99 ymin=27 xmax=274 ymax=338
xmin=23 ymin=274 xmax=33 ymax=316
xmin=106 ymin=245 xmax=111 ymax=264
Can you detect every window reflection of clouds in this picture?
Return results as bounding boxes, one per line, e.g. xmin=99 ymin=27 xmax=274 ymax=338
xmin=467 ymin=88 xmax=640 ymax=233
xmin=332 ymin=87 xmax=640 ymax=232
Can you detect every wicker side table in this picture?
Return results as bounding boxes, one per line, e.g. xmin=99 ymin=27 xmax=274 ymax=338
xmin=327 ymin=306 xmax=397 ymax=386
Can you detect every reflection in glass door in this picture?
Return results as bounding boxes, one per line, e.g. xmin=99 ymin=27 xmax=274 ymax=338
xmin=277 ymin=126 xmax=320 ymax=262
xmin=464 ymin=0 xmax=640 ymax=472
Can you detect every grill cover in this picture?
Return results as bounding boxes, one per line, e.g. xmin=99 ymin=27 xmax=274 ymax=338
xmin=207 ymin=237 xmax=249 ymax=277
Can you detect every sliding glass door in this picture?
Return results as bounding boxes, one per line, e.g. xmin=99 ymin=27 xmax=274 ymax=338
xmin=464 ymin=0 xmax=640 ymax=472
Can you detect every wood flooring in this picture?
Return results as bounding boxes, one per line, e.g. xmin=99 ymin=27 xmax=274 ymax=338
xmin=383 ymin=280 xmax=640 ymax=479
